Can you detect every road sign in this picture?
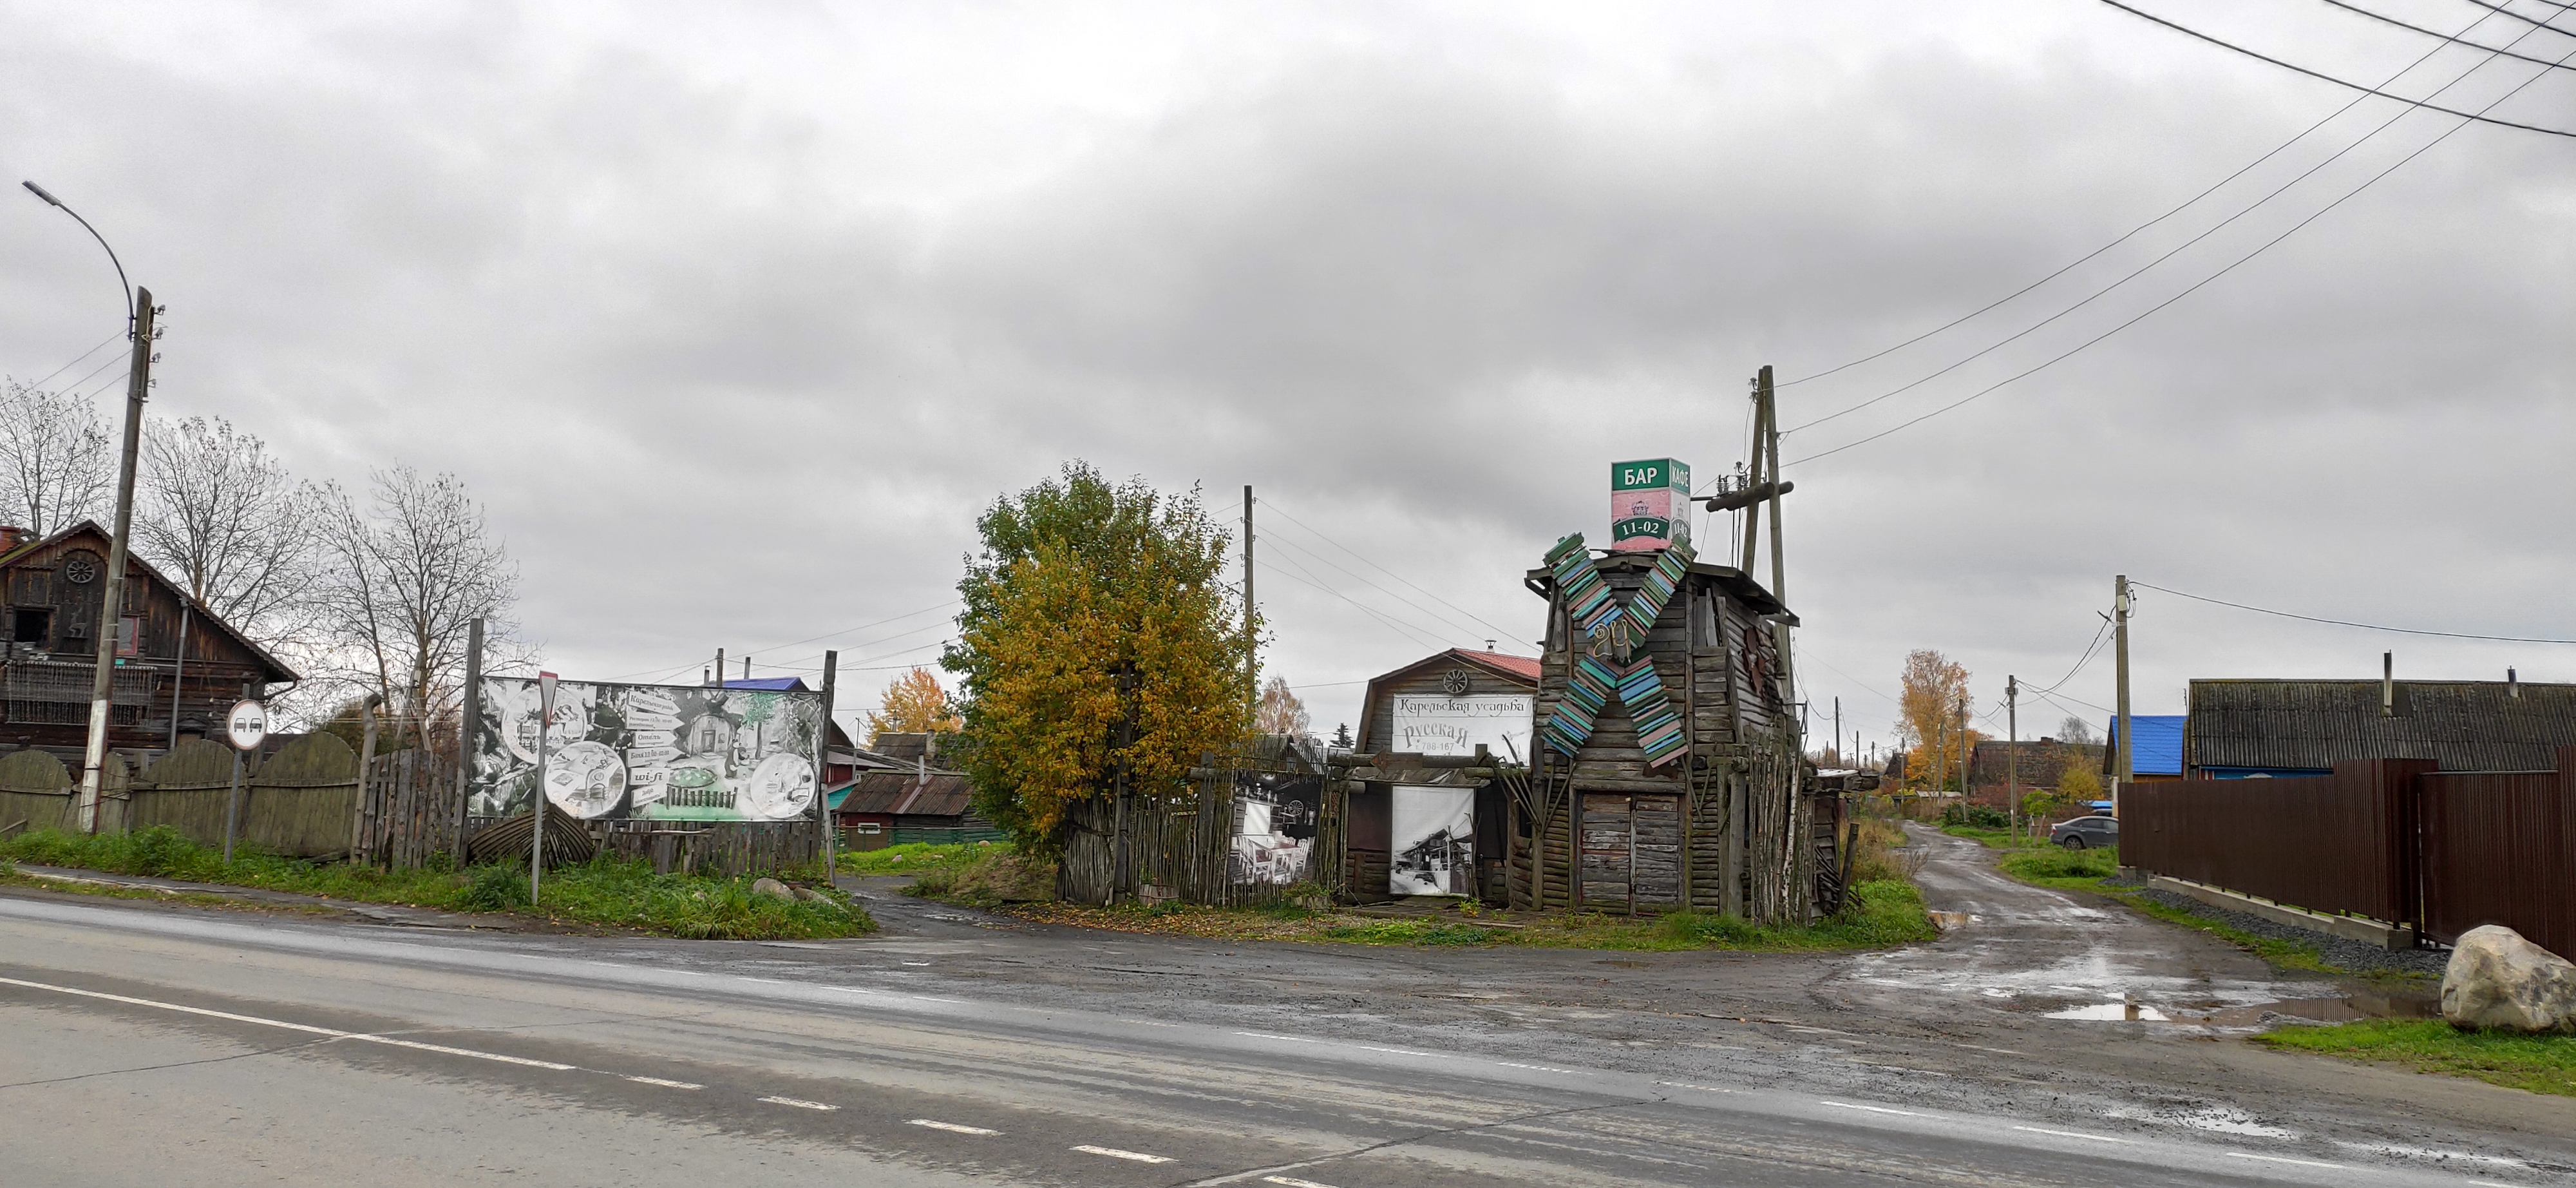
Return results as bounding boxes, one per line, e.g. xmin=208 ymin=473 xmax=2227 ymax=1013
xmin=225 ymin=700 xmax=269 ymax=752
xmin=539 ymin=670 xmax=558 ymax=716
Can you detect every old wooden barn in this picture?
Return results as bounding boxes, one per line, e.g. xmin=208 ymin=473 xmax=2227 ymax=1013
xmin=1340 ymin=647 xmax=1539 ymax=904
xmin=0 ymin=521 xmax=298 ymax=763
xmin=1520 ymin=535 xmax=1820 ymax=921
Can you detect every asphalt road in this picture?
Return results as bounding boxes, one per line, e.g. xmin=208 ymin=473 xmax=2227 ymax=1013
xmin=0 ymin=874 xmax=2551 ymax=1188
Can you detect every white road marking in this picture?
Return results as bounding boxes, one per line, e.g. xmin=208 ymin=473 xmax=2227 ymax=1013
xmin=909 ymin=1119 xmax=999 ymax=1135
xmin=1234 ymin=1031 xmax=1316 ymax=1042
xmin=1654 ymin=1080 xmax=1743 ymax=1094
xmin=759 ymin=1095 xmax=838 ymax=1111
xmin=2226 ymin=1153 xmax=2341 ymax=1169
xmin=1075 ymin=1144 xmax=1173 ymax=1164
xmin=625 ymin=1076 xmax=704 ymax=1089
xmin=1263 ymin=1176 xmax=1341 ymax=1187
xmin=0 ymin=975 xmax=575 ymax=1070
xmin=2012 ymin=1126 xmax=2132 ymax=1144
xmin=1819 ymin=1100 xmax=1920 ymax=1117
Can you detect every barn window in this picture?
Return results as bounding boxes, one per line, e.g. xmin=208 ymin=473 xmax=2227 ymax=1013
xmin=12 ymin=607 xmax=49 ymax=644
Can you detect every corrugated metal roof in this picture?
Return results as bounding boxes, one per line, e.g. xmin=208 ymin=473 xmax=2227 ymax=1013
xmin=2186 ymin=679 xmax=2576 ymax=773
xmin=2105 ymin=716 xmax=2186 ymax=776
xmin=836 ymin=771 xmax=974 ymax=816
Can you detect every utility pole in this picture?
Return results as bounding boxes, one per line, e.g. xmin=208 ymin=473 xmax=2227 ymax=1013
xmin=1957 ymin=693 xmax=1970 ymax=801
xmin=75 ymin=287 xmax=154 ymax=834
xmin=816 ymin=649 xmax=838 ymax=884
xmin=2005 ymin=675 xmax=2020 ymax=838
xmin=459 ymin=617 xmax=483 ymax=856
xmin=1833 ymin=696 xmax=1841 ymax=767
xmin=2114 ymin=575 xmax=2132 ymax=810
xmin=1242 ymin=485 xmax=1256 ymax=708
xmin=714 ymin=647 xmax=724 ymax=687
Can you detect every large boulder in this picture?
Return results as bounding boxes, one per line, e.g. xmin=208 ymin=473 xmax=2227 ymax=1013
xmin=750 ymin=877 xmax=795 ymax=903
xmin=2441 ymin=926 xmax=2576 ymax=1033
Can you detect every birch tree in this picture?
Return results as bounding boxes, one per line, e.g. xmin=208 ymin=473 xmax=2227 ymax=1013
xmin=0 ymin=378 xmax=111 ymax=536
xmin=133 ymin=416 xmax=321 ymax=647
xmin=315 ymin=467 xmax=524 ymax=752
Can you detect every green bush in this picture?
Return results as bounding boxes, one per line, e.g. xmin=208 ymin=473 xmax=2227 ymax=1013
xmin=450 ymin=865 xmax=531 ymax=912
xmin=1939 ymin=803 xmax=2011 ymax=829
xmin=126 ymin=825 xmax=198 ymax=877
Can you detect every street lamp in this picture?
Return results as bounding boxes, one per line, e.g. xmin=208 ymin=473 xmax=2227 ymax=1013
xmin=23 ymin=179 xmax=156 ymax=834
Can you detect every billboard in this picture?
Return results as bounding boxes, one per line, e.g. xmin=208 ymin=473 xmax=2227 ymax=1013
xmin=1389 ymin=694 xmax=1531 ymax=760
xmin=1229 ymin=771 xmax=1323 ymax=886
xmin=1390 ymin=785 xmax=1474 ymax=896
xmin=469 ymin=676 xmax=824 ymax=821
xmin=1609 ymin=457 xmax=1691 ymax=552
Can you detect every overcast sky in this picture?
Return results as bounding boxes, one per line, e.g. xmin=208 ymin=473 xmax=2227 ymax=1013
xmin=5 ymin=0 xmax=2571 ymax=749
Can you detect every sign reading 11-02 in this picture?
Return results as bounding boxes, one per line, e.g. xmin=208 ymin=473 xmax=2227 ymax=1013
xmin=1609 ymin=457 xmax=1691 ymax=552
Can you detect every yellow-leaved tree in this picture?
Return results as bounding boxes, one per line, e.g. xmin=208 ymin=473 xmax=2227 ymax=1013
xmin=866 ymin=667 xmax=961 ymax=743
xmin=1895 ymin=649 xmax=1978 ymax=792
xmin=943 ymin=463 xmax=1254 ymax=848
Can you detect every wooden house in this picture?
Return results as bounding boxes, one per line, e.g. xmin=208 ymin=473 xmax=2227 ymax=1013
xmin=1341 ymin=648 xmax=1540 ymax=904
xmin=1521 ymin=539 xmax=1818 ymax=921
xmin=829 ymin=731 xmax=1002 ymax=848
xmin=2183 ymin=677 xmax=2576 ymax=778
xmin=0 ymin=521 xmax=298 ymax=766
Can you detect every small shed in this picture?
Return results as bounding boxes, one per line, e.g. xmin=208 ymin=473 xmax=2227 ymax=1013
xmin=1343 ymin=648 xmax=1541 ymax=903
xmin=829 ymin=731 xmax=1001 ymax=847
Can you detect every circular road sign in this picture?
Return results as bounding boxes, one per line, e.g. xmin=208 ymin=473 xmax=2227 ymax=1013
xmin=226 ymin=700 xmax=269 ymax=752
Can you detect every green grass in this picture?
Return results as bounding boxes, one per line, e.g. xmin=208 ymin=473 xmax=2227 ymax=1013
xmin=2255 ymin=1019 xmax=2576 ymax=1097
xmin=0 ymin=826 xmax=873 ymax=941
xmin=1004 ymin=878 xmax=1939 ymax=952
xmin=840 ymin=841 xmax=998 ymax=877
xmin=1996 ymin=845 xmax=2119 ymax=890
xmin=1939 ymin=823 xmax=2043 ymax=850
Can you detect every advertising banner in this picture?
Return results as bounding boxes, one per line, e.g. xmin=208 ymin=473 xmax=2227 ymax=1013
xmin=1229 ymin=771 xmax=1323 ymax=886
xmin=1390 ymin=785 xmax=1474 ymax=896
xmin=469 ymin=676 xmax=824 ymax=821
xmin=1609 ymin=457 xmax=1692 ymax=552
xmin=1389 ymin=694 xmax=1531 ymax=760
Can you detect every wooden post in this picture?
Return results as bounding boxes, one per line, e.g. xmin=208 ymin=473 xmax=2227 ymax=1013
xmin=166 ymin=601 xmax=189 ymax=752
xmin=457 ymin=617 xmax=482 ymax=860
xmin=817 ymin=649 xmax=838 ymax=883
xmin=2006 ymin=675 xmax=2019 ymax=837
xmin=2114 ymin=575 xmax=2132 ymax=809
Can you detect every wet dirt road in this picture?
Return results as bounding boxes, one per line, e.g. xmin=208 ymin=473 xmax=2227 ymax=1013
xmin=1 ymin=829 xmax=2568 ymax=1183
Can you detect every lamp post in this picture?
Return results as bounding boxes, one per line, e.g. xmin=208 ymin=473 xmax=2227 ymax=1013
xmin=23 ymin=180 xmax=155 ymax=833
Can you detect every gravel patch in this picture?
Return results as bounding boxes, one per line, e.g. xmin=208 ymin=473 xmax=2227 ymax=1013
xmin=2131 ymin=888 xmax=2450 ymax=977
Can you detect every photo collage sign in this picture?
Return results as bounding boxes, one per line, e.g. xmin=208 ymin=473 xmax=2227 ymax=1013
xmin=469 ymin=676 xmax=824 ymax=822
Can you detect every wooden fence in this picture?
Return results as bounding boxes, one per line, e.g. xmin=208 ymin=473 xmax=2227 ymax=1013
xmin=354 ymin=749 xmax=462 ymax=868
xmin=1057 ymin=742 xmax=1347 ymax=907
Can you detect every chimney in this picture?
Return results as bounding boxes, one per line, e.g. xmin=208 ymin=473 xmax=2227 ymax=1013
xmin=0 ymin=526 xmax=25 ymax=553
xmin=2382 ymin=651 xmax=2394 ymax=717
xmin=2509 ymin=667 xmax=2519 ymax=698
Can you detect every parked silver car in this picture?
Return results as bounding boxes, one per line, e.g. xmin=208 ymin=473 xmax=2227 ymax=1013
xmin=2050 ymin=813 xmax=2118 ymax=850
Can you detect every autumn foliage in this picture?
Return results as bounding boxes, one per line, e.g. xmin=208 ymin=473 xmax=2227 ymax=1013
xmin=945 ymin=463 xmax=1253 ymax=848
xmin=866 ymin=667 xmax=961 ymax=742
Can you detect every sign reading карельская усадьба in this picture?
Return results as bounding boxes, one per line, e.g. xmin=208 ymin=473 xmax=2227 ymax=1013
xmin=1389 ymin=695 xmax=1531 ymax=760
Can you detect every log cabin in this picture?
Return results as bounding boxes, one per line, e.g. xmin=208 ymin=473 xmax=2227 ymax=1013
xmin=0 ymin=521 xmax=298 ymax=767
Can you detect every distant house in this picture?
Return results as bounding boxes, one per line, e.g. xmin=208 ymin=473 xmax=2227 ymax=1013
xmin=1969 ymin=737 xmax=2105 ymax=800
xmin=2103 ymin=715 xmax=2186 ymax=783
xmin=828 ymin=731 xmax=999 ymax=847
xmin=0 ymin=521 xmax=298 ymax=766
xmin=2184 ymin=678 xmax=2576 ymax=778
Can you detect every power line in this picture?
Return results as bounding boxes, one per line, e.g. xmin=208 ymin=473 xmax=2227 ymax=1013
xmin=600 ymin=599 xmax=960 ymax=681
xmin=20 ymin=331 xmax=122 ymax=390
xmin=2458 ymin=0 xmax=2576 ymax=35
xmin=1256 ymin=499 xmax=1528 ymax=646
xmin=2316 ymin=0 xmax=2576 ymax=70
xmin=2097 ymin=0 xmax=2576 ymax=137
xmin=1259 ymin=532 xmax=1496 ymax=646
xmin=1258 ymin=553 xmax=1453 ymax=653
xmin=1785 ymin=7 xmax=2542 ymax=439
xmin=2131 ymin=581 xmax=2576 ymax=644
xmin=1783 ymin=29 xmax=2576 ymax=468
xmin=1777 ymin=2 xmax=2513 ymax=394
xmin=2031 ymin=618 xmax=2114 ymax=695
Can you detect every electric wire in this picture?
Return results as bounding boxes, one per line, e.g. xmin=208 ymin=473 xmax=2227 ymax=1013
xmin=1258 ymin=552 xmax=1452 ymax=653
xmin=1782 ymin=27 xmax=2576 ymax=468
xmin=601 ymin=599 xmax=960 ymax=681
xmin=2316 ymin=0 xmax=2576 ymax=69
xmin=2030 ymin=618 xmax=2114 ymax=696
xmin=1259 ymin=532 xmax=1499 ymax=646
xmin=1775 ymin=6 xmax=2510 ymax=393
xmin=1784 ymin=8 xmax=2544 ymax=439
xmin=2130 ymin=580 xmax=2576 ymax=644
xmin=2458 ymin=0 xmax=2576 ymax=34
xmin=2096 ymin=0 xmax=2576 ymax=137
xmin=1256 ymin=499 xmax=1528 ymax=646
xmin=21 ymin=332 xmax=122 ymax=390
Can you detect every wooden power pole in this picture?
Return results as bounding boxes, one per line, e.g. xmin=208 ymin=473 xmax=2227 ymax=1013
xmin=76 ymin=287 xmax=154 ymax=834
xmin=1243 ymin=485 xmax=1256 ymax=708
xmin=2114 ymin=575 xmax=2132 ymax=807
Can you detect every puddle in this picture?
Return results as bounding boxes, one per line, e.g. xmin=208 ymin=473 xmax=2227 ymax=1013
xmin=2196 ymin=993 xmax=2436 ymax=1026
xmin=2045 ymin=1002 xmax=2172 ymax=1021
xmin=2111 ymin=1104 xmax=2297 ymax=1139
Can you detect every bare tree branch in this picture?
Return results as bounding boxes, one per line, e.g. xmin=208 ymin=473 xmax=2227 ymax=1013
xmin=0 ymin=378 xmax=113 ymax=536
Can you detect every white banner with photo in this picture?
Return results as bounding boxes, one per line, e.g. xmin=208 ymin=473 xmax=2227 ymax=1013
xmin=1390 ymin=785 xmax=1474 ymax=896
xmin=1389 ymin=694 xmax=1531 ymax=760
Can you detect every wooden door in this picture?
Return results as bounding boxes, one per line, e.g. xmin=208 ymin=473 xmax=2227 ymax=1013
xmin=1580 ymin=793 xmax=1631 ymax=910
xmin=1633 ymin=794 xmax=1682 ymax=910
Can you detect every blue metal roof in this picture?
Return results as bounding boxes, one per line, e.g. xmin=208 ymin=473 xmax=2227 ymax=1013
xmin=721 ymin=677 xmax=809 ymax=692
xmin=2106 ymin=714 xmax=2185 ymax=776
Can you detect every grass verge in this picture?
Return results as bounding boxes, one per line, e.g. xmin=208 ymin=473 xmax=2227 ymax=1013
xmin=0 ymin=827 xmax=873 ymax=941
xmin=840 ymin=841 xmax=1002 ymax=877
xmin=2255 ymin=1019 xmax=2576 ymax=1097
xmin=994 ymin=879 xmax=1938 ymax=952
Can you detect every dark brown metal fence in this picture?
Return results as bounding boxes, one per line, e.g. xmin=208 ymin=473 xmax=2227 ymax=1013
xmin=2420 ymin=754 xmax=2575 ymax=959
xmin=2121 ymin=759 xmax=2427 ymax=926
